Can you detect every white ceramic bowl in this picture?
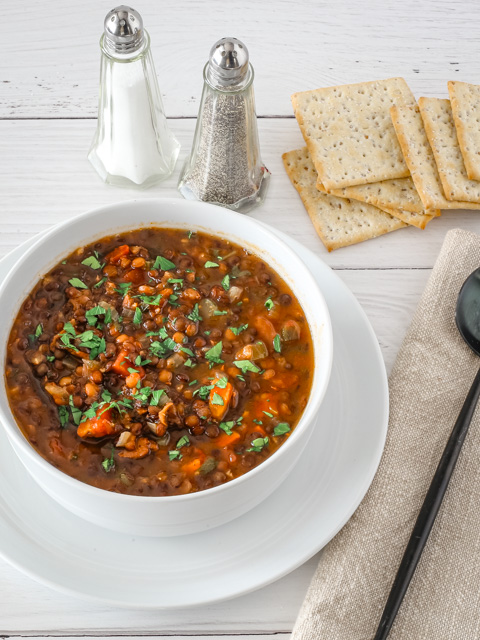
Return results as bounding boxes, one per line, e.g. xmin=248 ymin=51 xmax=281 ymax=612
xmin=0 ymin=199 xmax=332 ymax=537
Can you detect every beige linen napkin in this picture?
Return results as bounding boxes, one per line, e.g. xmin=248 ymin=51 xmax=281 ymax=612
xmin=293 ymin=228 xmax=480 ymax=640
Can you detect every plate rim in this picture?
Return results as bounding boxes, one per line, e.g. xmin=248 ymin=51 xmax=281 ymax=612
xmin=0 ymin=222 xmax=388 ymax=608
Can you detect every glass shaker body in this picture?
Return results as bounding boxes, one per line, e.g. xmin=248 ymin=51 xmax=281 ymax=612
xmin=88 ymin=32 xmax=180 ymax=189
xmin=178 ymin=64 xmax=270 ymax=213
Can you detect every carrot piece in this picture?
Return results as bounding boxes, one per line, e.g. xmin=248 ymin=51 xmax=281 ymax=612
xmin=181 ymin=458 xmax=204 ymax=475
xmin=254 ymin=315 xmax=277 ymax=346
xmin=216 ymin=431 xmax=241 ymax=448
xmin=123 ymin=268 xmax=145 ymax=284
xmin=112 ymin=349 xmax=145 ymax=378
xmin=77 ymin=407 xmax=115 ymax=439
xmin=106 ymin=244 xmax=130 ymax=264
xmin=209 ymin=380 xmax=233 ymax=421
xmin=224 ymin=328 xmax=237 ymax=342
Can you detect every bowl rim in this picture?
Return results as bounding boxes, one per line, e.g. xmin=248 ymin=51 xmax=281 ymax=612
xmin=0 ymin=198 xmax=333 ymax=503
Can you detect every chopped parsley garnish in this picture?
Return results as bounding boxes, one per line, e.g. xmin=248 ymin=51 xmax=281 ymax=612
xmin=76 ymin=330 xmax=106 ymax=360
xmin=60 ymin=322 xmax=79 ymax=352
xmin=184 ymin=358 xmax=195 ymax=368
xmin=137 ymin=293 xmax=162 ymax=307
xmin=188 ymin=379 xmax=198 ymax=386
xmin=58 ymin=405 xmax=69 ymax=428
xmin=94 ymin=276 xmax=107 ymax=289
xmin=273 ymin=423 xmax=291 ymax=437
xmin=187 ymin=303 xmax=202 ymax=322
xmin=230 ymin=324 xmax=248 ymax=336
xmin=215 ymin=376 xmax=228 ymax=389
xmin=193 ymin=384 xmax=214 ymax=400
xmin=234 ymin=360 xmax=260 ymax=374
xmin=247 ymin=437 xmax=269 ymax=453
xmin=85 ymin=305 xmax=111 ymax=327
xmin=82 ymin=396 xmax=132 ymax=423
xmin=64 ymin=322 xmax=76 ymax=335
xmin=115 ymin=282 xmax=132 ymax=296
xmin=163 ymin=337 xmax=177 ymax=351
xmin=69 ymin=277 xmax=88 ymax=290
xmin=214 ymin=310 xmax=228 ymax=316
xmin=150 ymin=389 xmax=166 ymax=406
xmin=253 ymin=419 xmax=263 ymax=425
xmin=135 ymin=355 xmax=151 ymax=366
xmin=265 ymin=298 xmax=274 ymax=311
xmin=154 ymin=255 xmax=176 ymax=271
xmin=204 ymin=261 xmax=219 ymax=268
xmin=263 ymin=411 xmax=274 ymax=418
xmin=168 ymin=278 xmax=183 ymax=286
xmin=133 ymin=307 xmax=142 ymax=325
xmin=134 ymin=385 xmax=152 ymax=405
xmin=81 ymin=255 xmax=103 ymax=270
xmin=205 ymin=341 xmax=224 ymax=364
xmin=102 ymin=449 xmax=115 ymax=473
xmin=127 ymin=367 xmax=139 ymax=375
xmin=222 ymin=274 xmax=230 ymax=291
xmin=150 ymin=338 xmax=176 ymax=358
xmin=47 ymin=354 xmax=55 ymax=362
xmin=219 ymin=421 xmax=234 ymax=435
xmin=176 ymin=435 xmax=190 ymax=449
xmin=273 ymin=334 xmax=282 ymax=353
xmin=211 ymin=392 xmax=224 ymax=406
xmin=69 ymin=395 xmax=82 ymax=426
xmin=168 ymin=450 xmax=182 ymax=461
xmin=147 ymin=326 xmax=168 ymax=339
xmin=180 ymin=346 xmax=195 ymax=357
xmin=187 ymin=230 xmax=195 ymax=239
xmin=34 ymin=323 xmax=43 ymax=338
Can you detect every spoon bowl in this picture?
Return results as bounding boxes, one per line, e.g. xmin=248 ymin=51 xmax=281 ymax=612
xmin=456 ymin=267 xmax=480 ymax=357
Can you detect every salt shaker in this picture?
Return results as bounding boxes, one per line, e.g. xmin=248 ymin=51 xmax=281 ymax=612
xmin=88 ymin=6 xmax=180 ymax=189
xmin=178 ymin=37 xmax=270 ymax=213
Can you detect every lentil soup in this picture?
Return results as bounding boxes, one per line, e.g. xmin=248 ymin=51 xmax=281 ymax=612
xmin=5 ymin=228 xmax=314 ymax=496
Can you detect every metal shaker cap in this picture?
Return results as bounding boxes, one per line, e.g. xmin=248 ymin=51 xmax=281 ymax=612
xmin=206 ymin=37 xmax=250 ymax=88
xmin=103 ymin=6 xmax=144 ymax=54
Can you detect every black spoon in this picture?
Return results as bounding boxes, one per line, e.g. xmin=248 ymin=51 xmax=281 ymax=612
xmin=373 ymin=267 xmax=480 ymax=640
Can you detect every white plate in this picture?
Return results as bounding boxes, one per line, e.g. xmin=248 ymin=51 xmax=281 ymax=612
xmin=0 ymin=225 xmax=388 ymax=608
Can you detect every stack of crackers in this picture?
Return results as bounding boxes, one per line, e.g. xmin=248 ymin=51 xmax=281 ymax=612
xmin=283 ymin=78 xmax=480 ymax=251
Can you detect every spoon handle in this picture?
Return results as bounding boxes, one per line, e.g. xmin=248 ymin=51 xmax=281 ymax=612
xmin=373 ymin=366 xmax=480 ymax=640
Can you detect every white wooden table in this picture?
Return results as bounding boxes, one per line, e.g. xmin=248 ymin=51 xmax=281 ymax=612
xmin=2 ymin=0 xmax=480 ymax=635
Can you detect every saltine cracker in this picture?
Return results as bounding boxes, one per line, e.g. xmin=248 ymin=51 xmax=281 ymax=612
xmin=292 ymin=78 xmax=415 ymax=191
xmin=448 ymin=81 xmax=480 ymax=181
xmin=282 ymin=148 xmax=406 ymax=251
xmin=390 ymin=104 xmax=480 ymax=211
xmin=418 ymin=97 xmax=480 ymax=203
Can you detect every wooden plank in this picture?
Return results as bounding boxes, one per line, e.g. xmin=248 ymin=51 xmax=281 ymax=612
xmin=3 ymin=631 xmax=291 ymax=640
xmin=338 ymin=268 xmax=430 ymax=374
xmin=2 ymin=0 xmax=480 ymax=119
xmin=1 ymin=118 xmax=480 ymax=269
xmin=0 ymin=554 xmax=318 ymax=634
xmin=7 ymin=637 xmax=290 ymax=640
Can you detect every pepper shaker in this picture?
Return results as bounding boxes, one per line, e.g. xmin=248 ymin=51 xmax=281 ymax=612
xmin=178 ymin=37 xmax=270 ymax=213
xmin=88 ymin=6 xmax=180 ymax=189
